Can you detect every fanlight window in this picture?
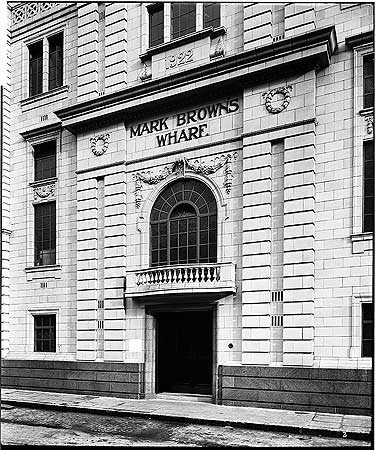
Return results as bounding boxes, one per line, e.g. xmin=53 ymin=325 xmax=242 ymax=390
xmin=150 ymin=179 xmax=217 ymax=267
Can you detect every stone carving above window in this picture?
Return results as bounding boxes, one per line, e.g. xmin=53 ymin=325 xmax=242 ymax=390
xmin=134 ymin=153 xmax=237 ymax=208
xmin=263 ymin=86 xmax=293 ymax=114
xmin=33 ymin=183 xmax=56 ymax=202
xmin=90 ymin=133 xmax=110 ymax=156
xmin=365 ymin=115 xmax=373 ymax=135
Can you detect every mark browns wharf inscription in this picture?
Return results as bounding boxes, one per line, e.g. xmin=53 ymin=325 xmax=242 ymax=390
xmin=130 ymin=98 xmax=239 ymax=147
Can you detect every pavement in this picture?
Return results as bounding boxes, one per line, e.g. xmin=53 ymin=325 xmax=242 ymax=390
xmin=1 ymin=388 xmax=372 ymax=441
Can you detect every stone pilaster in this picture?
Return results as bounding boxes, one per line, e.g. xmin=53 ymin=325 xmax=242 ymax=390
xmin=77 ymin=3 xmax=99 ymax=102
xmin=284 ymin=3 xmax=315 ymax=38
xmin=244 ymin=3 xmax=272 ymax=51
xmin=105 ymin=3 xmax=127 ymax=94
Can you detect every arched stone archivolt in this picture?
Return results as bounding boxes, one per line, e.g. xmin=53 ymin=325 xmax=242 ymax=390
xmin=136 ymin=171 xmax=229 ymax=268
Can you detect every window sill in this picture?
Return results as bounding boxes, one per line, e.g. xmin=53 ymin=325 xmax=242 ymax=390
xmin=21 ymin=85 xmax=69 ymax=106
xmin=359 ymin=107 xmax=373 ymax=116
xmin=29 ymin=177 xmax=58 ymax=188
xmin=25 ymin=265 xmax=62 ymax=281
xmin=350 ymin=232 xmax=373 ymax=254
xmin=140 ymin=26 xmax=226 ymax=62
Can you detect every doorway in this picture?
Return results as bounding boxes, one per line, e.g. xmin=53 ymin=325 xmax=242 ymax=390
xmin=156 ymin=310 xmax=213 ymax=395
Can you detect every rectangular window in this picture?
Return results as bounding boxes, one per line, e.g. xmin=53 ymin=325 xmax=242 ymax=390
xmin=171 ymin=3 xmax=196 ymax=39
xmin=203 ymin=3 xmax=220 ymax=29
xmin=34 ymin=202 xmax=56 ymax=266
xmin=363 ymin=54 xmax=374 ymax=109
xmin=48 ymin=33 xmax=63 ymax=90
xmin=149 ymin=3 xmax=164 ymax=47
xmin=34 ymin=314 xmax=56 ymax=352
xmin=29 ymin=41 xmax=43 ymax=97
xmin=362 ymin=303 xmax=373 ymax=357
xmin=363 ymin=140 xmax=374 ymax=232
xmin=34 ymin=141 xmax=56 ymax=181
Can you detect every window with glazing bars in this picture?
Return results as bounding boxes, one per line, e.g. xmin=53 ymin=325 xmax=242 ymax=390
xmin=363 ymin=140 xmax=374 ymax=232
xmin=203 ymin=3 xmax=220 ymax=29
xmin=171 ymin=3 xmax=196 ymax=39
xmin=29 ymin=40 xmax=43 ymax=97
xmin=48 ymin=33 xmax=63 ymax=90
xmin=34 ymin=202 xmax=56 ymax=266
xmin=34 ymin=141 xmax=56 ymax=181
xmin=363 ymin=54 xmax=374 ymax=109
xmin=149 ymin=3 xmax=164 ymax=47
xmin=34 ymin=314 xmax=56 ymax=352
xmin=150 ymin=179 xmax=217 ymax=266
xmin=362 ymin=303 xmax=373 ymax=357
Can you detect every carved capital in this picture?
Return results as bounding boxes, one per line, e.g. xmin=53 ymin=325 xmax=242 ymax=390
xmin=90 ymin=133 xmax=110 ymax=156
xmin=262 ymin=86 xmax=293 ymax=114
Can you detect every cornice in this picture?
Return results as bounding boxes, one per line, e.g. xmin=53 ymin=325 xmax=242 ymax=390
xmin=345 ymin=31 xmax=373 ymax=48
xmin=20 ymin=123 xmax=62 ymax=140
xmin=55 ymin=26 xmax=337 ymax=133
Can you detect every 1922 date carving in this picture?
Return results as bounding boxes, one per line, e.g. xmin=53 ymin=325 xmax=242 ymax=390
xmin=166 ymin=49 xmax=194 ymax=69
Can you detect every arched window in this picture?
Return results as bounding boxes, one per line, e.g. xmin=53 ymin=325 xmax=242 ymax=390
xmin=150 ymin=179 xmax=217 ymax=267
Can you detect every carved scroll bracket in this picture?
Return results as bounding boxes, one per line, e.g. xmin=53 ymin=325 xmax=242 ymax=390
xmin=134 ymin=153 xmax=237 ymax=208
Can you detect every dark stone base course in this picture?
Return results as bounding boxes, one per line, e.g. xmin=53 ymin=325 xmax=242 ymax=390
xmin=218 ymin=365 xmax=372 ymax=416
xmin=1 ymin=360 xmax=145 ymax=399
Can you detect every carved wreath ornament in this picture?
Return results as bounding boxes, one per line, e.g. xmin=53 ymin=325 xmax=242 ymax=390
xmin=90 ymin=133 xmax=110 ymax=156
xmin=263 ymin=86 xmax=292 ymax=114
xmin=134 ymin=153 xmax=237 ymax=208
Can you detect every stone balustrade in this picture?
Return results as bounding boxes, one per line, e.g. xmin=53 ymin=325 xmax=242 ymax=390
xmin=126 ymin=262 xmax=236 ymax=298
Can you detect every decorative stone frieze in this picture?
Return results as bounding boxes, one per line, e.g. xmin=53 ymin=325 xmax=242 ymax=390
xmin=90 ymin=133 xmax=110 ymax=156
xmin=210 ymin=36 xmax=226 ymax=59
xmin=263 ymin=86 xmax=293 ymax=114
xmin=11 ymin=2 xmax=63 ymax=26
xmin=33 ymin=183 xmax=56 ymax=202
xmin=139 ymin=63 xmax=152 ymax=81
xmin=134 ymin=153 xmax=237 ymax=208
xmin=365 ymin=115 xmax=373 ymax=135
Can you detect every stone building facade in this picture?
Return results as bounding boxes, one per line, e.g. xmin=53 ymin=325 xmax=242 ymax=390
xmin=1 ymin=2 xmax=373 ymax=415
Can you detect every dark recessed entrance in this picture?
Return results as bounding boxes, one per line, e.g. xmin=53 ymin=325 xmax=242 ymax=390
xmin=156 ymin=310 xmax=213 ymax=395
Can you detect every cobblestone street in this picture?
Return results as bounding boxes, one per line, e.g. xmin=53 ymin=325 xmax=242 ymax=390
xmin=1 ymin=406 xmax=370 ymax=447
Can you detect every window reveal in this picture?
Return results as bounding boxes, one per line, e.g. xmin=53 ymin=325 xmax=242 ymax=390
xmin=34 ymin=314 xmax=56 ymax=352
xmin=48 ymin=33 xmax=63 ymax=90
xmin=34 ymin=202 xmax=56 ymax=266
xmin=363 ymin=140 xmax=374 ymax=233
xmin=362 ymin=303 xmax=373 ymax=357
xmin=171 ymin=3 xmax=196 ymax=39
xmin=29 ymin=40 xmax=43 ymax=97
xmin=203 ymin=3 xmax=220 ymax=29
xmin=34 ymin=141 xmax=56 ymax=181
xmin=150 ymin=179 xmax=217 ymax=267
xmin=363 ymin=53 xmax=374 ymax=109
xmin=149 ymin=3 xmax=164 ymax=47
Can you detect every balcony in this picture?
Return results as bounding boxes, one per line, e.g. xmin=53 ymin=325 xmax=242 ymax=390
xmin=125 ymin=262 xmax=236 ymax=298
